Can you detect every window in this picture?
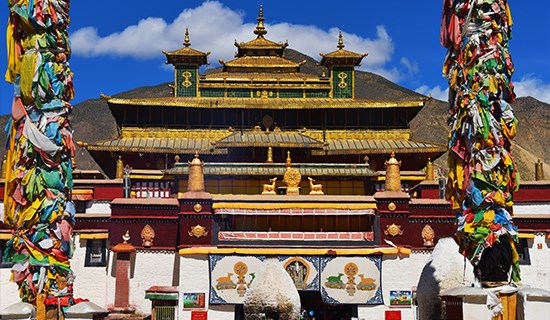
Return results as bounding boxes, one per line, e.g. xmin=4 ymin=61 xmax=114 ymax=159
xmin=0 ymin=240 xmax=15 ymax=268
xmin=517 ymin=238 xmax=531 ymax=265
xmin=85 ymin=239 xmax=107 ymax=267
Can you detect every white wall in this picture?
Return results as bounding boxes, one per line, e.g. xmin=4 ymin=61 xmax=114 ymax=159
xmin=519 ymin=233 xmax=550 ymax=291
xmin=85 ymin=201 xmax=111 ymax=214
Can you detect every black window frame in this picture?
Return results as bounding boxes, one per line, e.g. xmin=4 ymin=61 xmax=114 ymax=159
xmin=85 ymin=239 xmax=108 ymax=267
xmin=516 ymin=238 xmax=531 ymax=265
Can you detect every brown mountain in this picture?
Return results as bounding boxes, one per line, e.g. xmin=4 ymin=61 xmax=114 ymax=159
xmin=0 ymin=49 xmax=547 ymax=180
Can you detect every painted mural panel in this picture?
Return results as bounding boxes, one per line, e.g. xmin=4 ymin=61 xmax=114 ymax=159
xmin=279 ymin=256 xmax=320 ymax=291
xmin=320 ymin=256 xmax=383 ymax=304
xmin=209 ymin=255 xmax=264 ymax=304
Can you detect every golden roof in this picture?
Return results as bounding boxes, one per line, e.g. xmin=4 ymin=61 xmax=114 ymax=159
xmin=234 ymin=6 xmax=288 ymax=54
xmin=82 ymin=128 xmax=231 ymax=155
xmin=202 ymin=72 xmax=327 ymax=82
xmin=163 ymin=28 xmax=210 ymax=65
xmin=165 ymin=162 xmax=378 ymax=177
xmin=235 ymin=37 xmax=287 ymax=51
xmin=320 ymin=32 xmax=367 ymax=67
xmin=215 ymin=131 xmax=324 ymax=148
xmin=311 ymin=139 xmax=446 ymax=156
xmin=105 ymin=96 xmax=428 ymax=110
xmin=221 ymin=56 xmax=303 ymax=70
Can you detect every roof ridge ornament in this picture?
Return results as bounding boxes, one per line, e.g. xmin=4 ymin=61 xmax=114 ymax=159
xmin=184 ymin=27 xmax=191 ymax=47
xmin=337 ymin=31 xmax=345 ymax=50
xmin=254 ymin=5 xmax=267 ymax=38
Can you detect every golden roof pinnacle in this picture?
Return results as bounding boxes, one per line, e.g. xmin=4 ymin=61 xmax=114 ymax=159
xmin=184 ymin=27 xmax=190 ymax=47
xmin=337 ymin=31 xmax=345 ymax=50
xmin=254 ymin=5 xmax=267 ymax=38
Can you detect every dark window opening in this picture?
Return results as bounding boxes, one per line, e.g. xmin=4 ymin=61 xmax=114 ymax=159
xmin=517 ymin=238 xmax=531 ymax=265
xmin=85 ymin=239 xmax=107 ymax=267
xmin=0 ymin=240 xmax=15 ymax=268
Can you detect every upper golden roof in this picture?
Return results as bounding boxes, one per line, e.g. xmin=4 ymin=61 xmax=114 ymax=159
xmin=220 ymin=56 xmax=304 ymax=71
xmin=320 ymin=32 xmax=368 ymax=67
xmin=234 ymin=6 xmax=288 ymax=57
xmin=163 ymin=28 xmax=210 ymax=65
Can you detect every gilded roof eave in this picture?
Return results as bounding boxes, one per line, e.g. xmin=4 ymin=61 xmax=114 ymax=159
xmin=215 ymin=132 xmax=325 ymax=148
xmin=319 ymin=49 xmax=367 ymax=66
xmin=221 ymin=56 xmax=302 ymax=69
xmin=163 ymin=48 xmax=210 ymax=65
xmin=165 ymin=162 xmax=378 ymax=177
xmin=105 ymin=97 xmax=428 ymax=110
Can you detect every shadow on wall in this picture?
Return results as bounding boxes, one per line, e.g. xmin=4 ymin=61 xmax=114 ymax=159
xmin=416 ymin=237 xmax=474 ymax=320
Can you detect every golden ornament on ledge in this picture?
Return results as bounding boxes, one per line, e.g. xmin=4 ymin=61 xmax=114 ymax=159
xmin=189 ymin=224 xmax=208 ymax=239
xmin=262 ymin=177 xmax=277 ymax=195
xmin=141 ymin=224 xmax=155 ymax=247
xmin=384 ymin=223 xmax=403 ymax=237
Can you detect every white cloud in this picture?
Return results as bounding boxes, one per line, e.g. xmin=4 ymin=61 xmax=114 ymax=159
xmin=513 ymin=76 xmax=550 ymax=104
xmin=71 ymin=1 xmax=401 ymax=78
xmin=400 ymin=57 xmax=419 ymax=75
xmin=415 ymin=85 xmax=449 ymax=101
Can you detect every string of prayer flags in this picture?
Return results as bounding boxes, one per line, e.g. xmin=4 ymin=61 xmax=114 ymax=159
xmin=441 ymin=0 xmax=520 ymax=283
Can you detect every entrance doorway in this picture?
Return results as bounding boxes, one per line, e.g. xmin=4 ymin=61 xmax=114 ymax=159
xmin=299 ymin=291 xmax=357 ymax=320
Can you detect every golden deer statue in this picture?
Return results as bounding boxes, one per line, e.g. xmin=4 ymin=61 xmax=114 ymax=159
xmin=308 ymin=177 xmax=324 ymax=195
xmin=262 ymin=177 xmax=277 ymax=195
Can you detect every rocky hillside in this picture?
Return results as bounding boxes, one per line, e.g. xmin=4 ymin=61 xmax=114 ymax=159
xmin=0 ymin=49 xmax=547 ymax=180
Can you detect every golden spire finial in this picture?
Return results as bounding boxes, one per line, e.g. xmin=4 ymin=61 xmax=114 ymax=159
xmin=115 ymin=156 xmax=124 ymax=179
xmin=337 ymin=31 xmax=345 ymax=50
xmin=266 ymin=147 xmax=273 ymax=163
xmin=285 ymin=151 xmax=292 ymax=168
xmin=184 ymin=27 xmax=191 ymax=47
xmin=425 ymin=158 xmax=435 ymax=181
xmin=254 ymin=5 xmax=267 ymax=37
xmin=188 ymin=152 xmax=205 ymax=191
xmin=384 ymin=152 xmax=402 ymax=191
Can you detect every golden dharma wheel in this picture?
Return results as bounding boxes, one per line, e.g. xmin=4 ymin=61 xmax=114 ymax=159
xmin=234 ymin=261 xmax=248 ymax=276
xmin=344 ymin=262 xmax=359 ymax=277
xmin=284 ymin=168 xmax=302 ymax=187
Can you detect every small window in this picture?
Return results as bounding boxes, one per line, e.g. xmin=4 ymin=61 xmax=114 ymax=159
xmin=0 ymin=240 xmax=15 ymax=268
xmin=85 ymin=239 xmax=107 ymax=267
xmin=517 ymin=238 xmax=531 ymax=265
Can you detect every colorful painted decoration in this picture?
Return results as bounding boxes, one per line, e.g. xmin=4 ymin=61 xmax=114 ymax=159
xmin=3 ymin=0 xmax=84 ymax=312
xmin=441 ymin=0 xmax=520 ymax=283
xmin=209 ymin=255 xmax=264 ymax=304
xmin=320 ymin=256 xmax=383 ymax=304
xmin=281 ymin=256 xmax=319 ymax=291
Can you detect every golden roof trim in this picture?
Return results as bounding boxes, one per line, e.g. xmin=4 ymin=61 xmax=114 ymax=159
xmin=212 ymin=202 xmax=377 ymax=210
xmin=106 ymin=97 xmax=427 ymax=110
xmin=199 ymin=83 xmax=331 ymax=90
xmin=179 ymin=246 xmax=411 ymax=256
xmin=120 ymin=127 xmax=233 ymax=140
xmin=222 ymin=56 xmax=301 ymax=68
xmin=163 ymin=47 xmax=210 ymax=57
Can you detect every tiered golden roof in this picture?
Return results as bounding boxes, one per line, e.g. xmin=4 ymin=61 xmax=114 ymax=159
xmin=163 ymin=28 xmax=210 ymax=65
xmin=234 ymin=6 xmax=288 ymax=57
xmin=320 ymin=32 xmax=368 ymax=67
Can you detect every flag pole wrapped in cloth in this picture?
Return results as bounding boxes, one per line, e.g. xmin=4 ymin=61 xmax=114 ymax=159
xmin=441 ymin=0 xmax=520 ymax=286
xmin=4 ymin=0 xmax=86 ymax=317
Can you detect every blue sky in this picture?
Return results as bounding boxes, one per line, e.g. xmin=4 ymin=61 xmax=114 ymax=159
xmin=1 ymin=1 xmax=550 ymax=115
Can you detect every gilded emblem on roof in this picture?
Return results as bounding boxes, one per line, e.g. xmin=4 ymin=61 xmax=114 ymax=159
xmin=284 ymin=167 xmax=302 ymax=195
xmin=189 ymin=224 xmax=208 ymax=239
xmin=384 ymin=223 xmax=403 ymax=237
xmin=338 ymin=72 xmax=348 ymax=88
xmin=182 ymin=71 xmax=193 ymax=88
